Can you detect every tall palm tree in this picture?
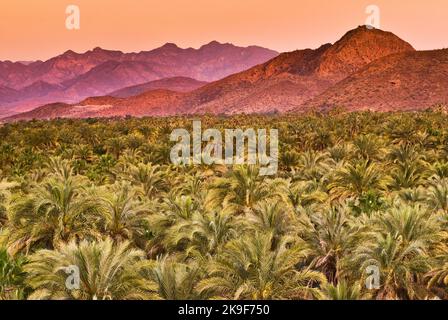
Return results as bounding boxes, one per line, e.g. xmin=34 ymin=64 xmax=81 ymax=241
xmin=387 ymin=161 xmax=428 ymax=191
xmin=327 ymin=143 xmax=351 ymax=164
xmin=245 ymin=201 xmax=295 ymax=243
xmin=297 ymin=204 xmax=362 ymax=284
xmin=144 ymin=256 xmax=204 ymax=300
xmin=197 ymin=232 xmax=326 ymax=300
xmin=206 ymin=166 xmax=281 ymax=213
xmin=147 ymin=195 xmax=201 ymax=254
xmin=124 ymin=163 xmax=167 ymax=199
xmin=353 ymin=232 xmax=430 ymax=300
xmin=374 ymin=202 xmax=442 ymax=246
xmin=352 ymin=203 xmax=441 ymax=299
xmin=280 ymin=179 xmax=327 ymax=209
xmin=97 ymin=182 xmax=151 ymax=244
xmin=5 ymin=174 xmax=101 ymax=254
xmin=329 ymin=160 xmax=383 ymax=200
xmin=295 ymin=150 xmax=332 ymax=181
xmin=106 ymin=137 xmax=126 ymax=159
xmin=352 ymin=134 xmax=383 ymax=161
xmin=426 ymin=252 xmax=448 ymax=299
xmin=24 ymin=238 xmax=156 ymax=300
xmin=164 ymin=209 xmax=237 ymax=257
xmin=426 ymin=178 xmax=448 ymax=213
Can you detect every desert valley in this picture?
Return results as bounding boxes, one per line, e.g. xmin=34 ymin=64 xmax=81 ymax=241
xmin=3 ymin=14 xmax=448 ymax=303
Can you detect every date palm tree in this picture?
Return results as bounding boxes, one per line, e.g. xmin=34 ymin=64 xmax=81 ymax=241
xmin=426 ymin=178 xmax=448 ymax=213
xmin=295 ymin=150 xmax=332 ymax=181
xmin=329 ymin=160 xmax=383 ymax=200
xmin=106 ymin=137 xmax=126 ymax=160
xmin=164 ymin=209 xmax=238 ymax=257
xmin=245 ymin=201 xmax=295 ymax=244
xmin=197 ymin=232 xmax=326 ymax=300
xmin=352 ymin=134 xmax=383 ymax=161
xmin=297 ymin=204 xmax=362 ymax=284
xmin=147 ymin=195 xmax=201 ymax=254
xmin=97 ymin=182 xmax=151 ymax=245
xmin=124 ymin=163 xmax=167 ymax=199
xmin=354 ymin=232 xmax=430 ymax=299
xmin=24 ymin=238 xmax=156 ymax=300
xmin=426 ymin=252 xmax=448 ymax=298
xmin=206 ymin=166 xmax=281 ymax=213
xmin=144 ymin=256 xmax=204 ymax=300
xmin=5 ymin=174 xmax=101 ymax=254
xmin=353 ymin=203 xmax=441 ymax=299
xmin=387 ymin=161 xmax=428 ymax=190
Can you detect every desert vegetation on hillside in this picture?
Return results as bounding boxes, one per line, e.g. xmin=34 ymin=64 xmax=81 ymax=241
xmin=2 ymin=110 xmax=448 ymax=300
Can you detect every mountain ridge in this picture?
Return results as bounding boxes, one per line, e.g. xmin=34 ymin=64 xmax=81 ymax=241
xmin=0 ymin=42 xmax=278 ymax=116
xmin=5 ymin=26 xmax=448 ymax=121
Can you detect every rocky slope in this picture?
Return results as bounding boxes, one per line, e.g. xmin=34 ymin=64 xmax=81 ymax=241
xmin=303 ymin=49 xmax=448 ymax=112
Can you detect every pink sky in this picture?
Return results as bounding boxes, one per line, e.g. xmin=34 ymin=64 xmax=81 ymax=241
xmin=1 ymin=0 xmax=447 ymax=61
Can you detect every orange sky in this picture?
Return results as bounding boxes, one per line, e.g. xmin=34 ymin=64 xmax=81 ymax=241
xmin=1 ymin=0 xmax=447 ymax=61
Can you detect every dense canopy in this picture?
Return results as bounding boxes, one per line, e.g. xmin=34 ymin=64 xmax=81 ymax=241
xmin=1 ymin=110 xmax=448 ymax=300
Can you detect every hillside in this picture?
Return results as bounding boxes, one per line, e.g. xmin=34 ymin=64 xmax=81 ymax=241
xmin=185 ymin=26 xmax=415 ymax=114
xmin=109 ymin=77 xmax=208 ymax=98
xmin=304 ymin=49 xmax=448 ymax=112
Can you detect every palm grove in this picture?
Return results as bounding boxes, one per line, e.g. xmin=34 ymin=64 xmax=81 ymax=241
xmin=1 ymin=110 xmax=448 ymax=300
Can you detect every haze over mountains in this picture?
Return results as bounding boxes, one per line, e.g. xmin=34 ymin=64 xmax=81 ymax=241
xmin=3 ymin=26 xmax=448 ymax=121
xmin=0 ymin=42 xmax=278 ymax=117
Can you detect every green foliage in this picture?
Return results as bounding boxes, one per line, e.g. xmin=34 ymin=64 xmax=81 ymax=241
xmin=0 ymin=248 xmax=27 ymax=300
xmin=1 ymin=111 xmax=448 ymax=300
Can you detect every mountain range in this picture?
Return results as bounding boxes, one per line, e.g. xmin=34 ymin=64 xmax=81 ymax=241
xmin=3 ymin=26 xmax=448 ymax=121
xmin=0 ymin=42 xmax=278 ymax=117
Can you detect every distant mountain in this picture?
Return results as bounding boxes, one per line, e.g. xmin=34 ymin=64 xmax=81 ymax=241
xmin=60 ymin=60 xmax=161 ymax=98
xmin=6 ymin=90 xmax=184 ymax=120
xmin=303 ymin=49 xmax=448 ymax=112
xmin=0 ymin=42 xmax=278 ymax=115
xmin=186 ymin=26 xmax=415 ymax=114
xmin=1 ymin=48 xmax=123 ymax=89
xmin=16 ymin=61 xmax=36 ymax=66
xmin=109 ymin=77 xmax=208 ymax=98
xmin=0 ymin=86 xmax=18 ymax=104
xmin=18 ymin=81 xmax=63 ymax=100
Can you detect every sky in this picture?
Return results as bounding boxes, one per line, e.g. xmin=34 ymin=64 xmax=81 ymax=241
xmin=1 ymin=0 xmax=447 ymax=61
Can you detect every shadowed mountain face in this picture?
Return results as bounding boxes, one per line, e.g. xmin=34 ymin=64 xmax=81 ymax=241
xmin=0 ymin=42 xmax=278 ymax=116
xmin=5 ymin=26 xmax=448 ymax=121
xmin=109 ymin=77 xmax=208 ymax=98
